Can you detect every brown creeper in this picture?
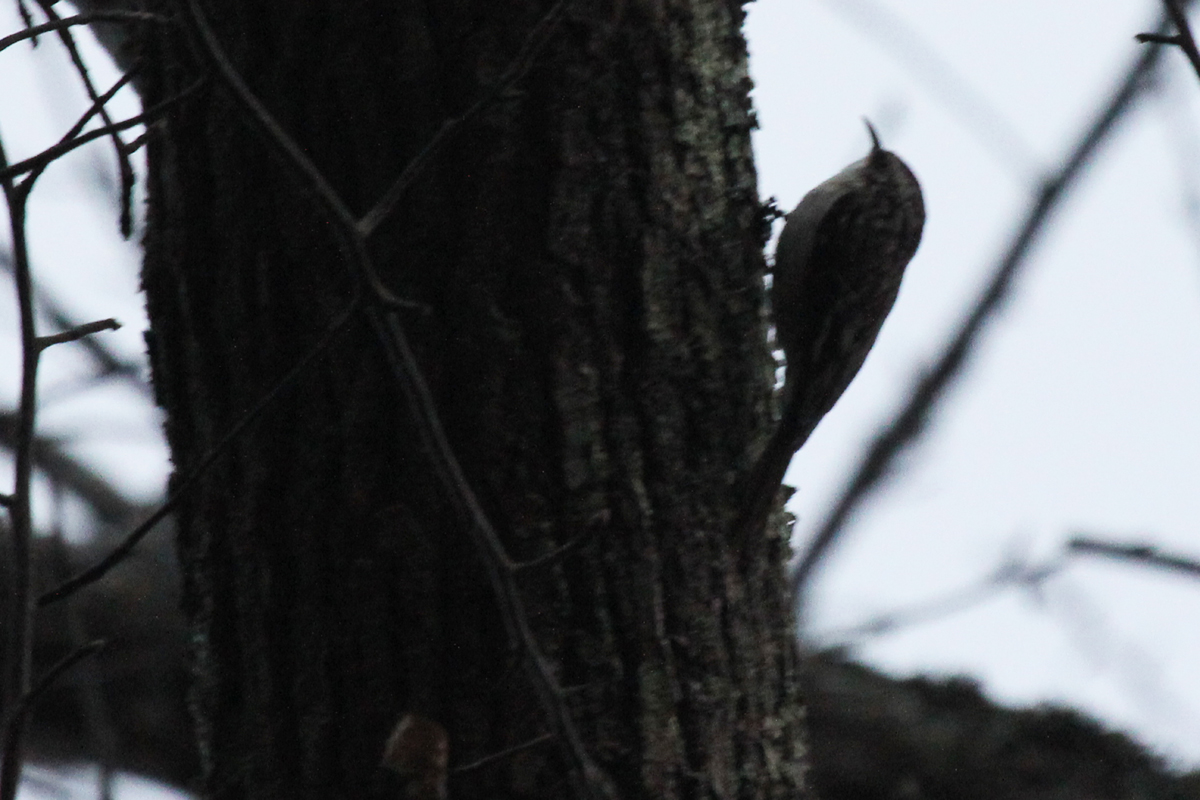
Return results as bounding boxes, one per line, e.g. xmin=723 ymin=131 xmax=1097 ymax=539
xmin=735 ymin=121 xmax=925 ymax=552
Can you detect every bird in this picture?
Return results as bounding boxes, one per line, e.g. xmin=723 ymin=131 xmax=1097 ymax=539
xmin=735 ymin=121 xmax=925 ymax=556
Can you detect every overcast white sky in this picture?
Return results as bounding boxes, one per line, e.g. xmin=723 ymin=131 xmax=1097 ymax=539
xmin=1 ymin=1 xmax=1200 ymax=796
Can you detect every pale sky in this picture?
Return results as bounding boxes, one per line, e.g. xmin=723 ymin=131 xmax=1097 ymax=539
xmin=749 ymin=0 xmax=1200 ymax=768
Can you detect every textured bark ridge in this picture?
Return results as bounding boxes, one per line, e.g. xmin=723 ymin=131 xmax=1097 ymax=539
xmin=139 ymin=1 xmax=809 ymax=799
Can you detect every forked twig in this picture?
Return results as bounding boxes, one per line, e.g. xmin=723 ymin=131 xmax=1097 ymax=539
xmin=0 ymin=74 xmax=204 ymax=185
xmin=180 ymin=2 xmax=610 ymax=797
xmin=180 ymin=0 xmax=412 ymax=312
xmin=1139 ymin=0 xmax=1200 ymax=85
xmin=33 ymin=1 xmax=138 ymax=234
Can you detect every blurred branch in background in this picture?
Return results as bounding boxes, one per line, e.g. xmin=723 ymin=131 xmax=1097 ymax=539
xmin=789 ymin=7 xmax=1186 ymax=618
xmin=815 ymin=535 xmax=1200 ymax=651
xmin=1154 ymin=65 xmax=1200 ymax=262
xmin=811 ymin=532 xmax=1200 ymax=746
xmin=819 ymin=0 xmax=1041 ymax=180
xmin=0 ymin=410 xmax=139 ymax=529
xmin=814 ymin=546 xmax=1064 ymax=648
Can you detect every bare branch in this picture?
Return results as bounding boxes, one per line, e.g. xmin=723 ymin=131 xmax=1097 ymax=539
xmin=0 ymin=11 xmax=170 ymax=54
xmin=357 ymin=0 xmax=569 ymax=237
xmin=0 ymin=250 xmax=146 ymax=390
xmin=367 ymin=302 xmax=615 ymax=800
xmin=180 ymin=0 xmax=415 ymax=312
xmin=1069 ymin=536 xmax=1200 ymax=579
xmin=1136 ymin=31 xmax=1183 ymax=45
xmin=181 ymin=2 xmax=614 ymax=797
xmin=32 ymin=1 xmax=138 ymax=236
xmin=789 ymin=11 xmax=1177 ymax=610
xmin=0 ymin=8 xmax=167 ymax=795
xmin=452 ymin=734 xmax=556 ymax=775
xmin=15 ymin=0 xmax=35 ymax=33
xmin=0 ymin=639 xmax=107 ymax=797
xmin=39 ymin=295 xmax=361 ymax=607
xmin=0 ymin=75 xmax=200 ymax=186
xmin=1147 ymin=0 xmax=1200 ymax=85
xmin=34 ymin=318 xmax=121 ymax=352
xmin=816 ymin=553 xmax=1064 ymax=648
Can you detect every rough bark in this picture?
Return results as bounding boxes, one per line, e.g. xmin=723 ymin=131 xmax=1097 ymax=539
xmin=138 ymin=2 xmax=809 ymax=799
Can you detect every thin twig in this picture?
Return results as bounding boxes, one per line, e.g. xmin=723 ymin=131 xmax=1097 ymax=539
xmin=16 ymin=0 xmax=35 ymax=33
xmin=453 ymin=733 xmax=556 ymax=775
xmin=2 ymin=65 xmax=141 ymax=185
xmin=0 ymin=11 xmax=170 ymax=54
xmin=123 ymin=128 xmax=152 ymax=154
xmin=39 ymin=293 xmax=361 ymax=606
xmin=0 ymin=73 xmax=200 ymax=185
xmin=6 ymin=640 xmax=107 ymax=720
xmin=820 ymin=0 xmax=1040 ymax=179
xmin=0 ymin=250 xmax=145 ymax=389
xmin=357 ymin=0 xmax=569 ymax=237
xmin=815 ymin=554 xmax=1063 ymax=648
xmin=512 ymin=527 xmax=597 ymax=573
xmin=368 ymin=309 xmax=610 ymax=800
xmin=48 ymin=505 xmax=121 ymax=800
xmin=1158 ymin=0 xmax=1200 ymax=85
xmin=788 ymin=11 xmax=1177 ymax=612
xmin=0 ymin=12 xmax=157 ymax=796
xmin=34 ymin=318 xmax=120 ymax=351
xmin=33 ymin=1 xmax=138 ymax=235
xmin=1069 ymin=536 xmax=1200 ymax=579
xmin=1136 ymin=32 xmax=1183 ymax=45
xmin=181 ymin=3 xmax=611 ymax=797
xmin=180 ymin=0 xmax=415 ymax=312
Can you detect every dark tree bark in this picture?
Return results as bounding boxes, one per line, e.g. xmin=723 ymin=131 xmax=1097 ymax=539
xmin=137 ymin=1 xmax=811 ymax=799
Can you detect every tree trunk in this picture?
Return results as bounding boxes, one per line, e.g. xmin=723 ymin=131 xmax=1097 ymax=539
xmin=139 ymin=1 xmax=810 ymax=798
